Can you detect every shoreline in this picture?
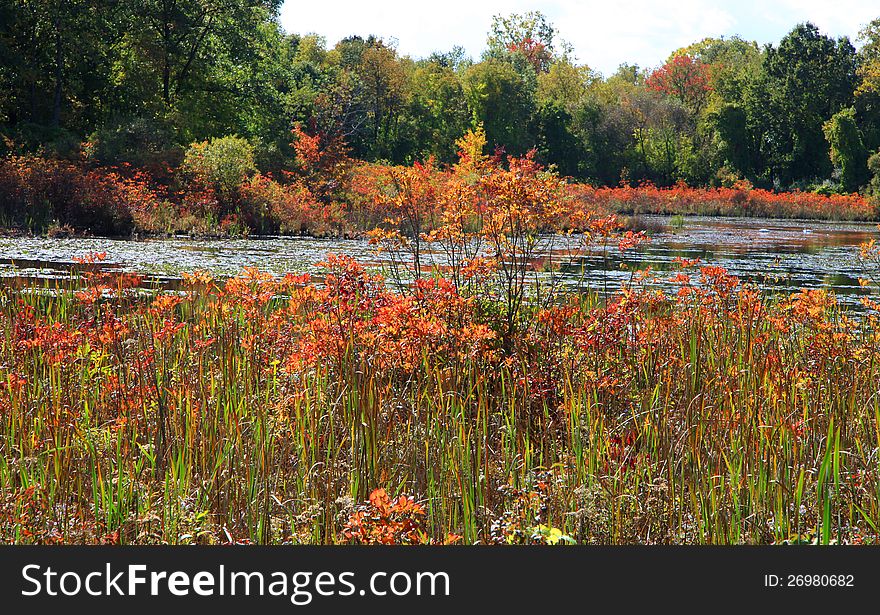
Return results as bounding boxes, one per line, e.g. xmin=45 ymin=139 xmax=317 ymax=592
xmin=2 ymin=209 xmax=878 ymax=242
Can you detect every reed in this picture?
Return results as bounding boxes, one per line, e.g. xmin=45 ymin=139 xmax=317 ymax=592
xmin=1 ymin=244 xmax=879 ymax=545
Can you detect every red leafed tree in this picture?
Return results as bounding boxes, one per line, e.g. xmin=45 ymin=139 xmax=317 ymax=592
xmin=646 ymin=54 xmax=713 ymax=116
xmin=507 ymin=37 xmax=553 ymax=73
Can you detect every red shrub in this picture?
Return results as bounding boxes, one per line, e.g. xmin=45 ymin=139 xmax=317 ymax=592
xmin=568 ymin=180 xmax=878 ymax=221
xmin=0 ymin=155 xmax=166 ymax=235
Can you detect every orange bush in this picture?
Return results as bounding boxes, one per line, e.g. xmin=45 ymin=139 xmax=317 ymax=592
xmin=568 ymin=180 xmax=878 ymax=221
xmin=343 ymin=489 xmax=461 ymax=545
xmin=0 ymin=155 xmax=169 ymax=235
xmin=285 ymin=254 xmax=496 ymax=374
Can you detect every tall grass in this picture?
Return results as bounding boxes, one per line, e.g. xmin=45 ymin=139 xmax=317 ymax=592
xmin=1 ymin=254 xmax=879 ymax=545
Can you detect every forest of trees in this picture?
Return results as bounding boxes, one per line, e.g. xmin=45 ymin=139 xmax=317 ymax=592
xmin=2 ymin=2 xmax=880 ymax=194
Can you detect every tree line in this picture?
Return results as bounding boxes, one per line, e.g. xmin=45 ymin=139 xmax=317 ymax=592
xmin=2 ymin=2 xmax=880 ymax=194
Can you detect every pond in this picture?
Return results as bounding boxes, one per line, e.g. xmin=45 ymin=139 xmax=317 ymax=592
xmin=0 ymin=215 xmax=877 ymax=307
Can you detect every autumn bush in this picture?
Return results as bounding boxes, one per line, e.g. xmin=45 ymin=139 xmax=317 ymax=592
xmin=0 ymin=155 xmax=166 ymax=235
xmin=0 ymin=155 xmax=76 ymax=230
xmin=342 ymin=488 xmax=461 ymax=545
xmin=179 ymin=136 xmax=257 ymax=219
xmin=238 ymin=173 xmax=319 ymax=234
xmin=569 ymin=179 xmax=880 ymax=221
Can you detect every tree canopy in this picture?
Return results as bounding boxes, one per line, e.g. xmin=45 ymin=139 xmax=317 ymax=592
xmin=2 ymin=6 xmax=880 ymax=193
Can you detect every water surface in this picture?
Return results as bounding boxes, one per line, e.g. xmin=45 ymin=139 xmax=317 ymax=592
xmin=0 ymin=216 xmax=876 ymax=306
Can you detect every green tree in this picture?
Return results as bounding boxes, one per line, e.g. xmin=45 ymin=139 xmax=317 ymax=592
xmin=752 ymin=23 xmax=858 ymax=186
xmin=112 ymin=0 xmax=286 ymax=142
xmin=0 ymin=0 xmax=123 ymax=137
xmin=588 ymin=64 xmax=649 ymax=183
xmin=463 ymin=60 xmax=535 ymax=155
xmin=675 ymin=36 xmax=763 ymax=102
xmin=403 ymin=60 xmax=471 ymax=162
xmin=707 ymin=103 xmax=752 ymax=179
xmin=857 ymin=17 xmax=880 ymax=92
xmin=485 ymin=11 xmax=560 ymax=73
xmin=536 ymin=59 xmax=599 ymax=113
xmin=181 ymin=134 xmax=256 ymax=217
xmin=534 ymin=59 xmax=601 ymax=177
xmin=122 ymin=1 xmax=281 ymax=107
xmin=675 ymin=37 xmax=764 ymax=182
xmin=327 ymin=36 xmax=409 ymax=161
xmin=867 ymin=150 xmax=880 ymax=195
xmin=357 ymin=41 xmax=409 ymax=159
xmin=531 ymin=102 xmax=586 ymax=177
xmin=823 ymin=107 xmax=869 ymax=192
xmin=856 ymin=18 xmax=880 ymax=154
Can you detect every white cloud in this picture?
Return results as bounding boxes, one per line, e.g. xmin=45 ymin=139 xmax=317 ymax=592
xmin=278 ymin=0 xmax=877 ymax=76
xmin=772 ymin=0 xmax=876 ymax=43
xmin=548 ymin=0 xmax=736 ymax=73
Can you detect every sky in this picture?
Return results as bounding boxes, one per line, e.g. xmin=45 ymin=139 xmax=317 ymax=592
xmin=278 ymin=0 xmax=878 ymax=76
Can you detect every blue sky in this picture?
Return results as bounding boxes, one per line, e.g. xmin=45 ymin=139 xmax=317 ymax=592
xmin=279 ymin=0 xmax=878 ymax=76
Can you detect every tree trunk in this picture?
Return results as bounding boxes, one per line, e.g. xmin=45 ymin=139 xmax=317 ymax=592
xmin=162 ymin=13 xmax=171 ymax=105
xmin=51 ymin=16 xmax=62 ymax=127
xmin=163 ymin=60 xmax=171 ymax=105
